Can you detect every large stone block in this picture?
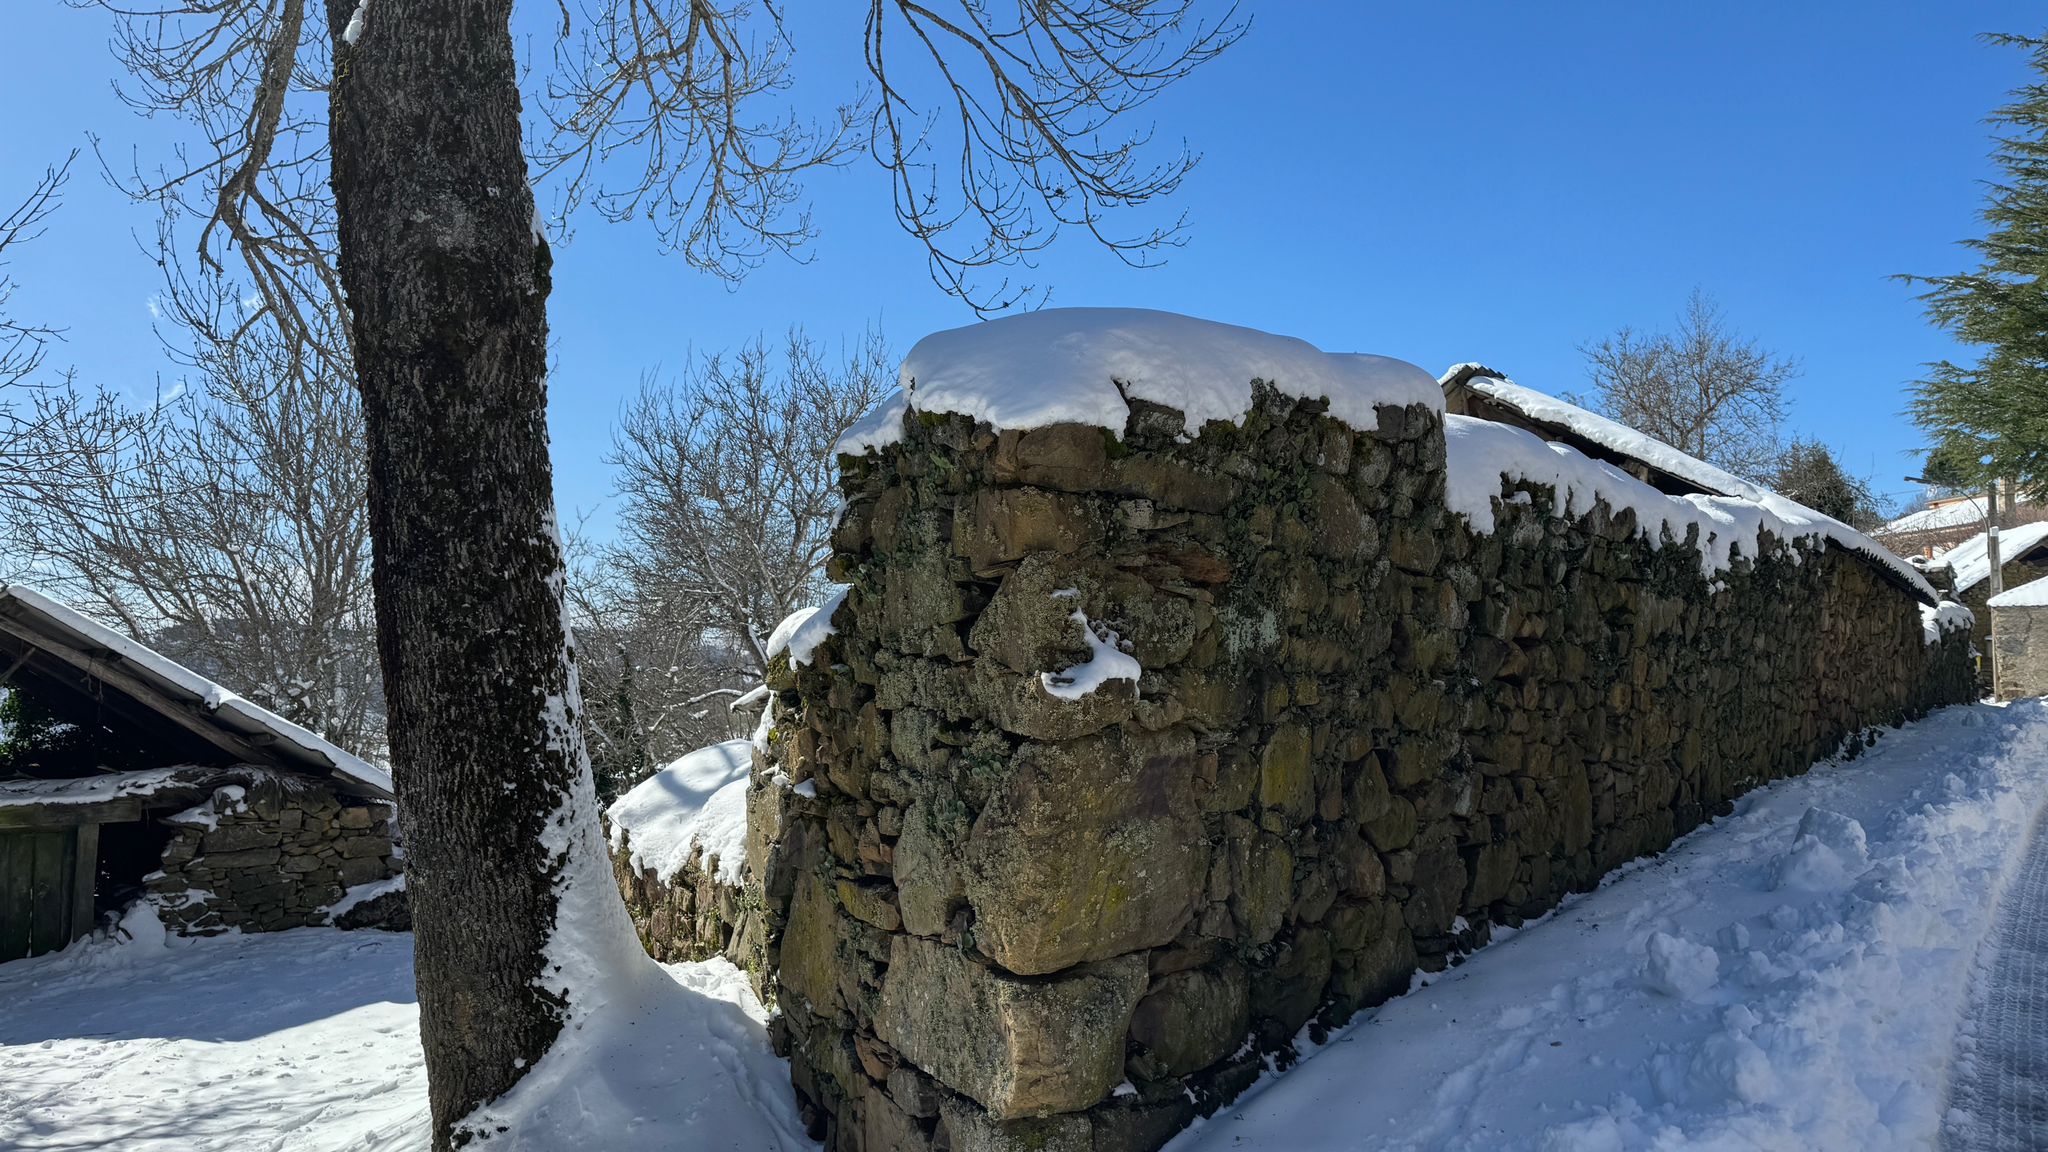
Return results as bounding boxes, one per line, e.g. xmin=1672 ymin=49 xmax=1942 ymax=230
xmin=963 ymin=730 xmax=1206 ymax=975
xmin=1128 ymin=960 xmax=1250 ymax=1078
xmin=874 ymin=935 xmax=1146 ymax=1119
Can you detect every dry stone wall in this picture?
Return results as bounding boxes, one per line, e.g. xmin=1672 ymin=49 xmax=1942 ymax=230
xmin=751 ymin=388 xmax=1975 ymax=1152
xmin=149 ymin=779 xmax=405 ymax=934
xmin=611 ymin=836 xmax=770 ymax=971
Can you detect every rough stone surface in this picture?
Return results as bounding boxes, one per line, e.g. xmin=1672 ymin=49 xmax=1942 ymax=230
xmin=1993 ymin=603 xmax=2048 ymax=701
xmin=147 ymin=782 xmax=403 ymax=935
xmin=874 ymin=935 xmax=1146 ymax=1120
xmin=737 ymin=380 xmax=1975 ymax=1152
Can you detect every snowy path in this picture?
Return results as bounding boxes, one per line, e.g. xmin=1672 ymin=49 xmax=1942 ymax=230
xmin=1172 ymin=701 xmax=2048 ymax=1152
xmin=1944 ymin=806 xmax=2048 ymax=1150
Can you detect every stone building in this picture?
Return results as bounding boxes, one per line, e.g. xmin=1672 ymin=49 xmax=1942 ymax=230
xmin=1872 ymin=485 xmax=2046 ymax=560
xmin=0 ymin=585 xmax=403 ymax=962
xmin=1990 ymin=575 xmax=2048 ymax=700
xmin=1925 ymin=522 xmax=2048 ymax=660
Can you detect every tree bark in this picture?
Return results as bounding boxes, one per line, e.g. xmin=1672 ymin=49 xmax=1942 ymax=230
xmin=325 ymin=2 xmax=601 ymax=1145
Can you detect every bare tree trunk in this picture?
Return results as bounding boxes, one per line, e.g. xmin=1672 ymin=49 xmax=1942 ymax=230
xmin=325 ymin=2 xmax=603 ymax=1145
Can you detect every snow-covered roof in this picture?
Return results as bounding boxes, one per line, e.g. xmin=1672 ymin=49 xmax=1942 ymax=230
xmin=605 ymin=740 xmax=753 ymax=885
xmin=1929 ymin=522 xmax=2048 ymax=596
xmin=0 ymin=766 xmax=194 ymax=809
xmin=1445 ymin=365 xmax=1765 ymax=501
xmin=1440 ymin=410 xmax=1935 ymax=603
xmin=835 ymin=308 xmax=1444 ymax=455
xmin=1989 ymin=574 xmax=2048 ymax=610
xmin=0 ymin=585 xmax=392 ymax=799
xmin=1878 ymin=497 xmax=1994 ymax=538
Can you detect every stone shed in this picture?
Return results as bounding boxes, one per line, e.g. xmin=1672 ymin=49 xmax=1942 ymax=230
xmin=0 ymin=584 xmax=403 ymax=962
xmin=1989 ymin=575 xmax=2048 ymax=700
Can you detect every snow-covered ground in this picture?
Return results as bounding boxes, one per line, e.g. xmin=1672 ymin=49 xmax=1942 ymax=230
xmin=1174 ymin=699 xmax=2048 ymax=1152
xmin=0 ymin=911 xmax=802 ymax=1150
xmin=4 ymin=700 xmax=2045 ymax=1151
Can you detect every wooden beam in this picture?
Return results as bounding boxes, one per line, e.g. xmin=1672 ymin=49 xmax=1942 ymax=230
xmin=0 ymin=797 xmax=144 ymax=829
xmin=69 ymin=823 xmax=98 ymax=942
xmin=0 ymin=615 xmax=282 ymax=770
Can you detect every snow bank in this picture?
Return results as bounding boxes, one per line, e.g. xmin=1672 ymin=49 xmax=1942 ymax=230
xmin=1938 ymin=522 xmax=2048 ymax=596
xmin=1989 ymin=573 xmax=2048 ymax=609
xmin=1442 ymin=414 xmax=1937 ymax=597
xmin=1170 ymin=700 xmax=2048 ymax=1152
xmin=835 ymin=308 xmax=1443 ymax=456
xmin=605 ymin=740 xmax=754 ymax=885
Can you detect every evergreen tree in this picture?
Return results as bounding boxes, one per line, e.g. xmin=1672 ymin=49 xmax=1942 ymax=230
xmin=1770 ymin=438 xmax=1884 ymax=532
xmin=1909 ymin=33 xmax=2048 ymax=495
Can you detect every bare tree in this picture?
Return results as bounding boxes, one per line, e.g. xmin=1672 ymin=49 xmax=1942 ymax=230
xmin=80 ymin=0 xmax=1240 ymax=1144
xmin=4 ymin=280 xmax=381 ymax=754
xmin=611 ymin=327 xmax=891 ymax=674
xmin=1574 ymin=289 xmax=1796 ymax=482
xmin=562 ymin=519 xmax=733 ymax=805
xmin=0 ymin=153 xmax=75 ymax=391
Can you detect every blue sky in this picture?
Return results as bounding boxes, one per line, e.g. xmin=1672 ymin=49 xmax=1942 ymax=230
xmin=1 ymin=2 xmax=2038 ymax=532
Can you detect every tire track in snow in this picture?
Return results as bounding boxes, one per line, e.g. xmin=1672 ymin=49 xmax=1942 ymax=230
xmin=1946 ymin=800 xmax=2048 ymax=1152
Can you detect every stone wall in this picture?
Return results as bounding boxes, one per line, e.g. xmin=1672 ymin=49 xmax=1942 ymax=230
xmin=751 ymin=390 xmax=1977 ymax=1152
xmin=1992 ymin=604 xmax=2048 ymax=700
xmin=611 ymin=836 xmax=768 ymax=970
xmin=148 ymin=778 xmax=404 ymax=934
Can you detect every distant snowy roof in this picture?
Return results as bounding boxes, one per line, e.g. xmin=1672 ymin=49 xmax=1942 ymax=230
xmin=606 ymin=740 xmax=753 ymax=885
xmin=835 ymin=308 xmax=1443 ymax=455
xmin=1933 ymin=522 xmax=2048 ymax=596
xmin=1444 ymin=365 xmax=1762 ymax=501
xmin=1989 ymin=574 xmax=2048 ymax=609
xmin=0 ymin=585 xmax=392 ymax=799
xmin=1437 ymin=378 xmax=1935 ymax=604
xmin=1878 ymin=497 xmax=1994 ymax=538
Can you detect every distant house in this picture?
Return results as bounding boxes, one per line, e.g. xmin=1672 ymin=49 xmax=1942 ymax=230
xmin=1924 ymin=523 xmax=2048 ymax=657
xmin=1873 ymin=486 xmax=2047 ymax=559
xmin=1989 ymin=575 xmax=2048 ymax=700
xmin=0 ymin=586 xmax=403 ymax=963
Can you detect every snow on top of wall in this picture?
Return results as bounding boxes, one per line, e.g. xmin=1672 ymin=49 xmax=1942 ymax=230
xmin=0 ymin=585 xmax=394 ymax=797
xmin=1932 ymin=522 xmax=2048 ymax=596
xmin=1452 ymin=370 xmax=1766 ymax=501
xmin=1442 ymin=374 xmax=1932 ymax=600
xmin=1922 ymin=601 xmax=1975 ymax=644
xmin=605 ymin=739 xmax=754 ymax=885
xmin=1443 ymin=415 xmax=1937 ymax=600
xmin=835 ymin=308 xmax=1443 ymax=456
xmin=763 ymin=588 xmax=846 ymax=667
xmin=1989 ymin=574 xmax=2048 ymax=610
